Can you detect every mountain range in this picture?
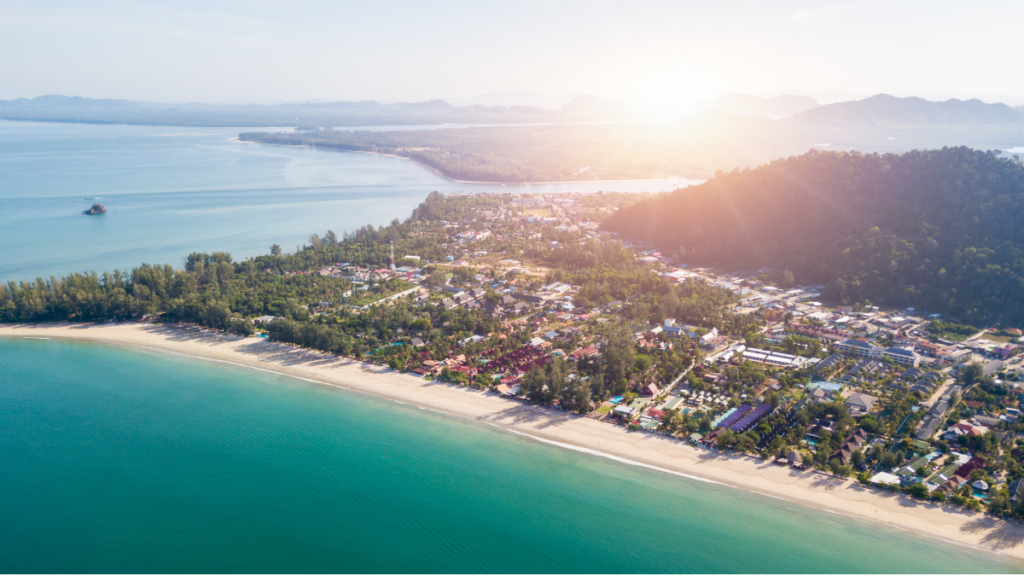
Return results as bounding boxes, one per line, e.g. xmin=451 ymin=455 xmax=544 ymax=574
xmin=4 ymin=92 xmax=1022 ymax=135
xmin=708 ymin=94 xmax=820 ymax=118
xmin=0 ymin=94 xmax=632 ymax=127
xmin=791 ymin=94 xmax=1024 ymax=127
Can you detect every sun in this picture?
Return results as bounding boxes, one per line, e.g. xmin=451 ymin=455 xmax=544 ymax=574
xmin=626 ymin=75 xmax=708 ymax=119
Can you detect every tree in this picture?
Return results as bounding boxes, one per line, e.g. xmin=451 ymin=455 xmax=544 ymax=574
xmin=988 ymin=488 xmax=1011 ymax=516
xmin=716 ymin=429 xmax=736 ymax=450
xmin=908 ymin=483 xmax=930 ymax=499
xmin=959 ymin=363 xmax=984 ymax=386
xmin=270 ymin=244 xmax=282 ymax=257
xmin=521 ymin=365 xmax=549 ymax=403
xmin=736 ymin=431 xmax=758 ymax=454
xmin=851 ymin=449 xmax=865 ymax=468
xmin=781 ymin=269 xmax=795 ymax=287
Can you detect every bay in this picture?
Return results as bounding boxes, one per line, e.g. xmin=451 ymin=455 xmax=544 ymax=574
xmin=0 ymin=120 xmax=697 ymax=281
xmin=0 ymin=337 xmax=1017 ymax=573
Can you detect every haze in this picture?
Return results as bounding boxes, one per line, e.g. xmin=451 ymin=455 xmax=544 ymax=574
xmin=2 ymin=0 xmax=1024 ymax=112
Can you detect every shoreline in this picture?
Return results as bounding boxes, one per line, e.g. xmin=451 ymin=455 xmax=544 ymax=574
xmin=3 ymin=322 xmax=1024 ymax=564
xmin=230 ymin=137 xmax=702 ymax=186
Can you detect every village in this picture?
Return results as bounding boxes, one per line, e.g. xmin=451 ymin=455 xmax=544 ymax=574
xmin=263 ymin=191 xmax=1024 ymax=518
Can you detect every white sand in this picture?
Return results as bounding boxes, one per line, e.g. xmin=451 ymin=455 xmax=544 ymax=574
xmin=3 ymin=321 xmax=1024 ymax=561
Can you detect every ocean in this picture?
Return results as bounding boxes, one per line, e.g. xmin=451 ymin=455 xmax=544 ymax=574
xmin=0 ymin=120 xmax=698 ymax=281
xmin=0 ymin=337 xmax=1017 ymax=573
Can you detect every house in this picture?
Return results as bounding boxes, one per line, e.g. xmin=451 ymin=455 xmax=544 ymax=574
xmin=410 ymin=337 xmax=425 ymax=348
xmin=982 ymin=360 xmax=1005 ymax=376
xmin=512 ymin=293 xmax=544 ymax=304
xmin=699 ymin=328 xmax=720 ymax=345
xmin=845 ymin=392 xmax=878 ymax=417
xmin=944 ymin=427 xmax=969 ymax=441
xmin=995 ymin=343 xmax=1020 ymax=359
xmin=834 ymin=339 xmax=919 ymax=366
xmin=883 ymin=346 xmax=920 ymax=367
xmin=1010 ymin=479 xmax=1024 ymax=502
xmin=816 ymin=353 xmax=845 ymax=374
xmin=834 ymin=338 xmax=883 ymax=359
xmin=570 ymin=346 xmax=599 ymax=361
xmin=809 ymin=387 xmax=833 ymax=403
xmin=613 ymin=404 xmax=636 ymax=418
xmin=830 ymin=428 xmax=868 ymax=465
xmin=788 ymin=450 xmax=803 ymax=466
xmin=495 ymin=384 xmax=521 ymax=397
xmin=901 ymin=367 xmax=926 ymax=381
xmin=870 ymin=472 xmax=902 ymax=486
xmin=909 ymin=382 xmax=934 ymax=396
xmin=954 ymin=456 xmax=986 ymax=479
xmin=790 ymin=325 xmax=850 ymax=344
xmin=937 ymin=475 xmax=967 ymax=495
xmin=806 ymin=417 xmax=837 ymax=440
xmin=974 ymin=415 xmax=1001 ymax=428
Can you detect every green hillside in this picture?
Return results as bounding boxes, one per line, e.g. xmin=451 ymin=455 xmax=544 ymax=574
xmin=603 ymin=147 xmax=1024 ymax=325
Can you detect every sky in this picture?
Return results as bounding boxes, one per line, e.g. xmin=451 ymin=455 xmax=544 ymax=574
xmin=2 ymin=0 xmax=1023 ymax=112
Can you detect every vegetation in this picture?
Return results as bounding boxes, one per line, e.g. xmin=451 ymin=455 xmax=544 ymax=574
xmin=927 ymin=320 xmax=981 ymax=342
xmin=604 ymin=147 xmax=1024 ymax=325
xmin=238 ymin=117 xmax=814 ymax=182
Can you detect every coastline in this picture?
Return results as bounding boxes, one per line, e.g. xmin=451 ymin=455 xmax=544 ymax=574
xmin=230 ymin=137 xmax=700 ymax=186
xmin=3 ymin=322 xmax=1024 ymax=563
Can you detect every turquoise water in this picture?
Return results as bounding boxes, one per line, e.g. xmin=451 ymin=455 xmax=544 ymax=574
xmin=0 ymin=120 xmax=698 ymax=281
xmin=0 ymin=337 xmax=1018 ymax=573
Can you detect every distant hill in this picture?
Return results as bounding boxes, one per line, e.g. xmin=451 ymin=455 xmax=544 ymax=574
xmin=447 ymin=91 xmax=570 ymax=109
xmin=710 ymin=94 xmax=819 ymax=118
xmin=0 ymin=94 xmax=630 ymax=127
xmin=239 ymin=92 xmax=1024 ymax=184
xmin=560 ymin=95 xmax=632 ymax=118
xmin=792 ymin=94 xmax=1024 ymax=127
xmin=602 ymin=147 xmax=1024 ymax=324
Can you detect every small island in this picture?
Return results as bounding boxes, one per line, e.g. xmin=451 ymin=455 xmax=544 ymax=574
xmin=83 ymin=203 xmax=107 ymax=215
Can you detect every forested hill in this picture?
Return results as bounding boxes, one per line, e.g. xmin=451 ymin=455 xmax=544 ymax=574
xmin=602 ymin=147 xmax=1024 ymax=325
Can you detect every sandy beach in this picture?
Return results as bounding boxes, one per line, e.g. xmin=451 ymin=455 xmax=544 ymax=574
xmin=3 ymin=321 xmax=1024 ymax=562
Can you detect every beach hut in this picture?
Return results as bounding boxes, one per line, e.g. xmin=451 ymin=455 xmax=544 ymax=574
xmin=788 ymin=450 xmax=802 ymax=466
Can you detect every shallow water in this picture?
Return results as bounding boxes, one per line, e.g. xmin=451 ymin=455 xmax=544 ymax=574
xmin=0 ymin=337 xmax=1017 ymax=573
xmin=0 ymin=120 xmax=698 ymax=280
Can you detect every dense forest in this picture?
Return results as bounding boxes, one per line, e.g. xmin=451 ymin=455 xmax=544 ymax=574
xmin=603 ymin=147 xmax=1024 ymax=325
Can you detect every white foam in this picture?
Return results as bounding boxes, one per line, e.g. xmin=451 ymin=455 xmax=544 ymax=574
xmin=505 ymin=428 xmax=725 ymax=486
